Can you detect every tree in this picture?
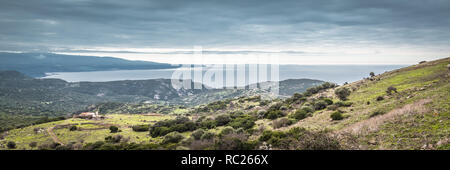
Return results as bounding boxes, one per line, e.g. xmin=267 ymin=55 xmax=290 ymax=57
xmin=7 ymin=141 xmax=16 ymax=149
xmin=370 ymin=72 xmax=375 ymax=77
xmin=109 ymin=126 xmax=119 ymax=133
xmin=335 ymin=87 xmax=351 ymax=100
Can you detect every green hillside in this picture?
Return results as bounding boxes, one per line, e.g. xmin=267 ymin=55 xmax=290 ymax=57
xmin=0 ymin=57 xmax=448 ymax=150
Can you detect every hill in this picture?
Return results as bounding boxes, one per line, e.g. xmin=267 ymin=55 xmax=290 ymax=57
xmin=1 ymin=57 xmax=447 ymax=150
xmin=0 ymin=52 xmax=179 ymax=77
xmin=0 ymin=70 xmax=324 ymax=131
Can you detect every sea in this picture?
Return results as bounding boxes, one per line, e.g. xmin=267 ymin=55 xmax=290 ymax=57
xmin=41 ymin=65 xmax=406 ymax=87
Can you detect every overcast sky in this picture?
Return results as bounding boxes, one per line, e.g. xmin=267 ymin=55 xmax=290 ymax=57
xmin=1 ymin=0 xmax=449 ymax=64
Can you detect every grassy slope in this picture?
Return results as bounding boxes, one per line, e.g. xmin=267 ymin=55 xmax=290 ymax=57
xmin=1 ymin=58 xmax=448 ymax=150
xmin=0 ymin=114 xmax=178 ymax=149
xmin=282 ymin=58 xmax=449 ymax=149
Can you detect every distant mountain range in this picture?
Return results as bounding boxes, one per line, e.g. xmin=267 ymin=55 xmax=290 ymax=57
xmin=0 ymin=52 xmax=179 ymax=77
xmin=0 ymin=70 xmax=324 ymax=118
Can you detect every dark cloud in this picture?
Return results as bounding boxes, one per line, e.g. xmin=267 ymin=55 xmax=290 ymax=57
xmin=0 ymin=0 xmax=449 ymax=52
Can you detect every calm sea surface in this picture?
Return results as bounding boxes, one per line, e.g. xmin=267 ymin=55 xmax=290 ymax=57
xmin=42 ymin=65 xmax=406 ymax=86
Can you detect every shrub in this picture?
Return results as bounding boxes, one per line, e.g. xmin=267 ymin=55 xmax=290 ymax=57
xmin=376 ymin=96 xmax=384 ymax=101
xmin=334 ymin=101 xmax=352 ymax=107
xmin=132 ymin=125 xmax=150 ymax=132
xmin=69 ymin=125 xmax=77 ymax=131
xmin=323 ymin=98 xmax=333 ymax=105
xmin=386 ymin=86 xmax=397 ymax=95
xmin=49 ymin=142 xmax=61 ymax=149
xmin=215 ymin=132 xmax=255 ymax=150
xmin=162 ymin=132 xmax=184 ymax=144
xmin=290 ymin=109 xmax=309 ymax=120
xmin=265 ymin=110 xmax=284 ymax=120
xmin=228 ymin=115 xmax=256 ymax=130
xmin=150 ymin=126 xmax=170 ymax=137
xmin=149 ymin=117 xmax=198 ymax=137
xmin=257 ymin=110 xmax=266 ymax=119
xmin=7 ymin=141 xmax=16 ymax=149
xmin=370 ymin=72 xmax=375 ymax=77
xmin=273 ymin=118 xmax=293 ymax=129
xmin=327 ymin=105 xmax=338 ymax=111
xmin=105 ymin=135 xmax=123 ymax=143
xmin=200 ymin=132 xmax=215 ymax=140
xmin=200 ymin=119 xmax=217 ymax=129
xmin=83 ymin=141 xmax=105 ymax=150
xmin=219 ymin=127 xmax=235 ymax=136
xmin=191 ymin=129 xmax=205 ymax=140
xmin=335 ymin=87 xmax=351 ymax=100
xmin=314 ymin=100 xmax=328 ymax=110
xmin=109 ymin=126 xmax=119 ymax=133
xmin=29 ymin=142 xmax=37 ymax=148
xmin=300 ymin=106 xmax=314 ymax=113
xmin=331 ymin=111 xmax=344 ymax=120
xmin=215 ymin=115 xmax=231 ymax=126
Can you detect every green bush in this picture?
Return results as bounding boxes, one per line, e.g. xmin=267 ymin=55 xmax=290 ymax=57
xmin=191 ymin=129 xmax=205 ymax=140
xmin=200 ymin=132 xmax=215 ymax=140
xmin=314 ymin=100 xmax=328 ymax=110
xmin=7 ymin=141 xmax=16 ymax=149
xmin=109 ymin=126 xmax=119 ymax=133
xmin=105 ymin=135 xmax=123 ymax=143
xmin=290 ymin=109 xmax=309 ymax=120
xmin=162 ymin=132 xmax=184 ymax=144
xmin=370 ymin=110 xmax=386 ymax=117
xmin=273 ymin=118 xmax=294 ymax=129
xmin=259 ymin=128 xmax=341 ymax=150
xmin=327 ymin=105 xmax=338 ymax=110
xmin=334 ymin=101 xmax=352 ymax=107
xmin=335 ymin=87 xmax=351 ymax=100
xmin=215 ymin=114 xmax=231 ymax=126
xmin=69 ymin=125 xmax=77 ymax=131
xmin=376 ymin=96 xmax=384 ymax=101
xmin=228 ymin=115 xmax=256 ymax=130
xmin=330 ymin=111 xmax=344 ymax=120
xmin=149 ymin=117 xmax=198 ymax=137
xmin=265 ymin=110 xmax=284 ymax=120
xmin=132 ymin=125 xmax=150 ymax=132
xmin=323 ymin=98 xmax=333 ymax=105
xmin=200 ymin=119 xmax=217 ymax=129
xmin=29 ymin=142 xmax=37 ymax=148
xmin=386 ymin=86 xmax=397 ymax=95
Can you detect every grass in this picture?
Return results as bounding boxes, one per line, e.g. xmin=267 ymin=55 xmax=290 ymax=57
xmin=1 ymin=58 xmax=448 ymax=150
xmin=0 ymin=114 xmax=176 ymax=150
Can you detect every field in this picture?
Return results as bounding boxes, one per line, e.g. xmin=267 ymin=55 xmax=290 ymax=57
xmin=0 ymin=114 xmax=177 ymax=149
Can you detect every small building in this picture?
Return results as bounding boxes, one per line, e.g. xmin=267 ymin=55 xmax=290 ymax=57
xmin=74 ymin=111 xmax=101 ymax=119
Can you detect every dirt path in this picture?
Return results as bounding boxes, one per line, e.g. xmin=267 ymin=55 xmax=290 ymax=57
xmin=47 ymin=127 xmax=64 ymax=145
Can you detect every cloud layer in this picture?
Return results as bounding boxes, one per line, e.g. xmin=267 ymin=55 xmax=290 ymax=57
xmin=1 ymin=0 xmax=449 ymax=63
